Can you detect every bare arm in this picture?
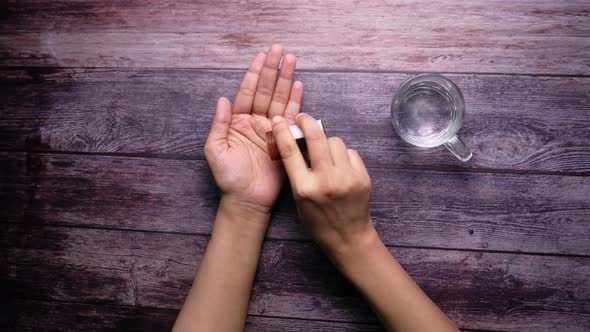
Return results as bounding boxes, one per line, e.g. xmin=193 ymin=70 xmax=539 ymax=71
xmin=271 ymin=113 xmax=458 ymax=332
xmin=173 ymin=44 xmax=302 ymax=331
xmin=173 ymin=197 xmax=269 ymax=331
xmin=331 ymin=227 xmax=458 ymax=331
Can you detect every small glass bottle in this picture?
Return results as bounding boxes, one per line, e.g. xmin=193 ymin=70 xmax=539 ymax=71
xmin=265 ymin=120 xmax=325 ymax=160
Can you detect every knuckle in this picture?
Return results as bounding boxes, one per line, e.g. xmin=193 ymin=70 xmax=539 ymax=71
xmin=247 ymin=68 xmax=260 ymax=76
xmin=333 ymin=176 xmax=369 ymax=197
xmin=239 ymin=85 xmax=255 ymax=97
xmin=327 ymin=137 xmax=343 ymax=146
xmin=256 ymin=85 xmax=274 ymax=97
xmin=341 ymin=182 xmax=356 ymax=195
xmin=350 ymin=179 xmax=366 ymax=192
xmin=271 ymin=92 xmax=289 ymax=105
xmin=366 ymin=179 xmax=372 ymax=191
xmin=351 ymin=173 xmax=371 ymax=192
xmin=279 ymin=142 xmax=297 ymax=160
xmin=305 ymin=128 xmax=325 ymax=142
xmin=326 ymin=187 xmax=345 ymax=198
xmin=294 ymin=184 xmax=315 ymax=200
xmin=322 ymin=178 xmax=348 ymax=198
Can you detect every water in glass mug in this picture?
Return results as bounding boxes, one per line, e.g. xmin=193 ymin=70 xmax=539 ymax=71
xmin=391 ymin=74 xmax=472 ymax=162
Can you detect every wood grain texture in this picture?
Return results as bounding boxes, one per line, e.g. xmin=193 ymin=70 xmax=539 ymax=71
xmin=3 ymin=224 xmax=589 ymax=331
xmin=3 ymin=0 xmax=588 ymax=36
xmin=2 ymin=1 xmax=589 ymax=331
xmin=2 ymin=32 xmax=588 ymax=75
xmin=4 ymin=152 xmax=589 ymax=255
xmin=2 ymin=69 xmax=589 ymax=174
xmin=1 ymin=1 xmax=589 ymax=74
xmin=2 ymin=300 xmax=177 ymax=332
xmin=2 ymin=300 xmax=385 ymax=332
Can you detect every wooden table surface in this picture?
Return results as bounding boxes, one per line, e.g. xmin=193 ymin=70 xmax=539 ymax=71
xmin=1 ymin=1 xmax=589 ymax=331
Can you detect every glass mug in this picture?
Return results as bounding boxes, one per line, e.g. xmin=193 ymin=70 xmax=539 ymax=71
xmin=391 ymin=74 xmax=472 ymax=162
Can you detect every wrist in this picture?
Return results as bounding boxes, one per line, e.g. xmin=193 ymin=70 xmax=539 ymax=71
xmin=220 ymin=194 xmax=273 ymax=216
xmin=215 ymin=195 xmax=271 ymax=237
xmin=325 ymin=222 xmax=383 ymax=272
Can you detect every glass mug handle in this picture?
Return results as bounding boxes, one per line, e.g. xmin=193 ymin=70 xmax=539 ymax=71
xmin=444 ymin=136 xmax=473 ymax=162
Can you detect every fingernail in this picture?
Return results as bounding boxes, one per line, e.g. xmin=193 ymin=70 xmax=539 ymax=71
xmin=272 ymin=115 xmax=283 ymax=124
xmin=296 ymin=113 xmax=305 ymax=120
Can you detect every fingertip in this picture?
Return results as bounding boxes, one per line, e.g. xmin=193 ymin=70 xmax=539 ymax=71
xmin=270 ymin=44 xmax=283 ymax=54
xmin=283 ymin=53 xmax=296 ymax=64
xmin=272 ymin=115 xmax=283 ymax=125
xmin=217 ymin=96 xmax=231 ymax=109
xmin=296 ymin=112 xmax=314 ymax=125
xmin=215 ymin=97 xmax=232 ymax=121
xmin=289 ymin=81 xmax=303 ymax=102
xmin=250 ymin=53 xmax=266 ymax=72
xmin=265 ymin=44 xmax=283 ymax=68
xmin=293 ymin=81 xmax=303 ymax=97
xmin=270 ymin=114 xmax=307 ymax=175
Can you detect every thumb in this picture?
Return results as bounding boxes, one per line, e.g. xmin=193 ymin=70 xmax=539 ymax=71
xmin=205 ymin=97 xmax=231 ymax=152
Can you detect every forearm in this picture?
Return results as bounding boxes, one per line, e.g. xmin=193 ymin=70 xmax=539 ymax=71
xmin=173 ymin=196 xmax=270 ymax=332
xmin=330 ymin=224 xmax=458 ymax=332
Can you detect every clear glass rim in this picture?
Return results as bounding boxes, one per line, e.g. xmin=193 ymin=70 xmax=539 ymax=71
xmin=391 ymin=73 xmax=465 ymax=148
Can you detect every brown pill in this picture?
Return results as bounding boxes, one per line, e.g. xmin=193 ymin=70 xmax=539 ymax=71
xmin=265 ymin=120 xmax=325 ymax=160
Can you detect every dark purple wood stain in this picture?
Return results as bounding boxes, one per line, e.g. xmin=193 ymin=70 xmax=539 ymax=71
xmin=0 ymin=1 xmax=589 ymax=74
xmin=3 ymin=300 xmax=385 ymax=332
xmin=1 ymin=69 xmax=589 ymax=174
xmin=1 ymin=153 xmax=588 ymax=255
xmin=2 ymin=224 xmax=589 ymax=330
xmin=1 ymin=1 xmax=589 ymax=331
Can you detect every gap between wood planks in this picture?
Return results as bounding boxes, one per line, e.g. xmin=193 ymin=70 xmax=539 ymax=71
xmin=9 ymin=149 xmax=590 ymax=178
xmin=4 ymin=223 xmax=588 ymax=330
xmin=5 ymin=298 xmax=496 ymax=332
xmin=3 ymin=148 xmax=588 ymax=178
xmin=2 ymin=68 xmax=588 ymax=256
xmin=3 ymin=149 xmax=588 ymax=256
xmin=5 ymin=219 xmax=590 ymax=260
xmin=2 ymin=67 xmax=589 ymax=176
xmin=3 ymin=65 xmax=590 ymax=79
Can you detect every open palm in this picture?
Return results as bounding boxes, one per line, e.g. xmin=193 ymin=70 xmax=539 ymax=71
xmin=204 ymin=45 xmax=303 ymax=211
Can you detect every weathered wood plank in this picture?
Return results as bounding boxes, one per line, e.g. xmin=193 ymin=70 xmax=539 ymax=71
xmin=0 ymin=152 xmax=27 ymax=223
xmin=3 ymin=152 xmax=589 ymax=255
xmin=3 ymin=300 xmax=177 ymax=332
xmin=3 ymin=224 xmax=589 ymax=331
xmin=3 ymin=0 xmax=588 ymax=36
xmin=2 ymin=32 xmax=588 ymax=75
xmin=1 ymin=69 xmax=589 ymax=174
xmin=3 ymin=300 xmax=385 ymax=332
xmin=1 ymin=0 xmax=589 ymax=74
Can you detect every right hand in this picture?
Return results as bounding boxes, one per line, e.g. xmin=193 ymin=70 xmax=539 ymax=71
xmin=270 ymin=113 xmax=376 ymax=256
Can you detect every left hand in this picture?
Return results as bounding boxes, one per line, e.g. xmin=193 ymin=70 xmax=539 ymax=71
xmin=204 ymin=44 xmax=303 ymax=215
